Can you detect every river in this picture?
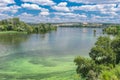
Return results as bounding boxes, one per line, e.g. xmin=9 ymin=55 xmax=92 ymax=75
xmin=0 ymin=27 xmax=103 ymax=80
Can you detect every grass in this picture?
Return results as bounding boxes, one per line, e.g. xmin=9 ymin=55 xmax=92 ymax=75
xmin=0 ymin=31 xmax=27 ymax=34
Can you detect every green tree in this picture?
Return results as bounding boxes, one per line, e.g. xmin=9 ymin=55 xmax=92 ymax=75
xmin=89 ymin=36 xmax=115 ymax=67
xmin=74 ymin=56 xmax=95 ymax=77
xmin=111 ymin=37 xmax=120 ymax=64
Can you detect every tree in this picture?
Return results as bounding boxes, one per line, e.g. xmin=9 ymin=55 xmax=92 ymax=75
xmin=74 ymin=56 xmax=95 ymax=77
xmin=111 ymin=37 xmax=120 ymax=64
xmin=87 ymin=70 xmax=97 ymax=80
xmin=0 ymin=25 xmax=3 ymax=31
xmin=103 ymin=26 xmax=120 ymax=35
xmin=12 ymin=18 xmax=20 ymax=25
xmin=0 ymin=18 xmax=57 ymax=33
xmin=7 ymin=24 xmax=14 ymax=31
xmin=89 ymin=36 xmax=115 ymax=67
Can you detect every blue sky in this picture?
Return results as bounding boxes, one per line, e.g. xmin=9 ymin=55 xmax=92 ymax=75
xmin=0 ymin=0 xmax=120 ymax=23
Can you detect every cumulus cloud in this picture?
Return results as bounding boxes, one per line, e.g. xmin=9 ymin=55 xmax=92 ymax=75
xmin=0 ymin=13 xmax=12 ymax=20
xmin=39 ymin=8 xmax=50 ymax=16
xmin=17 ymin=12 xmax=50 ymax=23
xmin=21 ymin=3 xmax=41 ymax=10
xmin=0 ymin=0 xmax=15 ymax=8
xmin=20 ymin=12 xmax=33 ymax=17
xmin=16 ymin=12 xmax=87 ymax=23
xmin=41 ymin=8 xmax=49 ymax=12
xmin=16 ymin=11 xmax=120 ymax=23
xmin=89 ymin=14 xmax=120 ymax=23
xmin=0 ymin=5 xmax=21 ymax=13
xmin=17 ymin=12 xmax=37 ymax=23
xmin=54 ymin=12 xmax=87 ymax=18
xmin=40 ymin=11 xmax=50 ymax=16
xmin=0 ymin=0 xmax=120 ymax=23
xmin=21 ymin=3 xmax=50 ymax=16
xmin=0 ymin=0 xmax=20 ymax=13
xmin=68 ymin=0 xmax=120 ymax=4
xmin=22 ymin=0 xmax=55 ymax=6
xmin=0 ymin=0 xmax=15 ymax=4
xmin=70 ymin=4 xmax=116 ymax=11
xmin=52 ymin=2 xmax=70 ymax=12
xmin=70 ymin=4 xmax=119 ymax=16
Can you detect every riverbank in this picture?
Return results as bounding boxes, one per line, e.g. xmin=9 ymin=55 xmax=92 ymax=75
xmin=0 ymin=31 xmax=28 ymax=34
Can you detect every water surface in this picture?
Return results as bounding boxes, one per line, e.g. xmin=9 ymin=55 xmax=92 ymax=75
xmin=0 ymin=27 xmax=103 ymax=80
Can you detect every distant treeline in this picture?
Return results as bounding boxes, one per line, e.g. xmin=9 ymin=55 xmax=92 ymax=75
xmin=59 ymin=23 xmax=114 ymax=28
xmin=0 ymin=18 xmax=57 ymax=34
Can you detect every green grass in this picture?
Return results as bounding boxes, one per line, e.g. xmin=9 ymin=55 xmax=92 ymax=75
xmin=0 ymin=31 xmax=27 ymax=34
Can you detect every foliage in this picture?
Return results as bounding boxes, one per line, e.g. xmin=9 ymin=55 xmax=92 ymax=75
xmin=74 ymin=35 xmax=120 ymax=80
xmin=87 ymin=70 xmax=97 ymax=80
xmin=33 ymin=23 xmax=57 ymax=33
xmin=99 ymin=65 xmax=120 ymax=80
xmin=100 ymin=71 xmax=118 ymax=80
xmin=74 ymin=56 xmax=96 ymax=78
xmin=89 ymin=36 xmax=115 ymax=66
xmin=0 ymin=18 xmax=57 ymax=34
xmin=103 ymin=26 xmax=120 ymax=35
xmin=111 ymin=37 xmax=120 ymax=64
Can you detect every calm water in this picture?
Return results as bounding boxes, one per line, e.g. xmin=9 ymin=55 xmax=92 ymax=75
xmin=0 ymin=27 xmax=103 ymax=79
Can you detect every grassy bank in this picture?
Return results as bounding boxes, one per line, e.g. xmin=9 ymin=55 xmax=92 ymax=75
xmin=0 ymin=31 xmax=28 ymax=34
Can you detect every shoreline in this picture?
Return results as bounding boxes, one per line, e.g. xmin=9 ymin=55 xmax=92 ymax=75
xmin=0 ymin=31 xmax=28 ymax=34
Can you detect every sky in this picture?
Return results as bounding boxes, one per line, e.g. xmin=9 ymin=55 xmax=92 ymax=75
xmin=0 ymin=0 xmax=120 ymax=23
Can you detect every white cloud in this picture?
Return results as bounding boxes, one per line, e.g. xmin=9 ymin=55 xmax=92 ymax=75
xmin=89 ymin=14 xmax=120 ymax=23
xmin=40 ymin=11 xmax=50 ymax=16
xmin=16 ymin=12 xmax=87 ymax=23
xmin=20 ymin=12 xmax=33 ymax=17
xmin=68 ymin=0 xmax=120 ymax=4
xmin=0 ymin=13 xmax=12 ymax=20
xmin=70 ymin=4 xmax=119 ymax=16
xmin=0 ymin=0 xmax=19 ymax=13
xmin=41 ymin=8 xmax=49 ymax=12
xmin=17 ymin=13 xmax=50 ymax=23
xmin=58 ymin=2 xmax=68 ymax=6
xmin=39 ymin=8 xmax=50 ymax=16
xmin=71 ymin=4 xmax=116 ymax=11
xmin=17 ymin=13 xmax=37 ymax=23
xmin=21 ymin=3 xmax=41 ymax=10
xmin=54 ymin=12 xmax=86 ymax=18
xmin=21 ymin=3 xmax=50 ymax=16
xmin=0 ymin=5 xmax=21 ymax=13
xmin=0 ymin=0 xmax=15 ymax=8
xmin=0 ymin=0 xmax=120 ymax=23
xmin=0 ymin=0 xmax=15 ymax=4
xmin=22 ymin=0 xmax=55 ymax=6
xmin=101 ymin=11 xmax=117 ymax=16
xmin=52 ymin=2 xmax=70 ymax=12
xmin=16 ymin=11 xmax=120 ymax=23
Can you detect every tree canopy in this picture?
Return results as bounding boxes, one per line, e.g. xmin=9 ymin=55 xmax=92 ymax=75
xmin=0 ymin=18 xmax=57 ymax=34
xmin=74 ymin=35 xmax=120 ymax=79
